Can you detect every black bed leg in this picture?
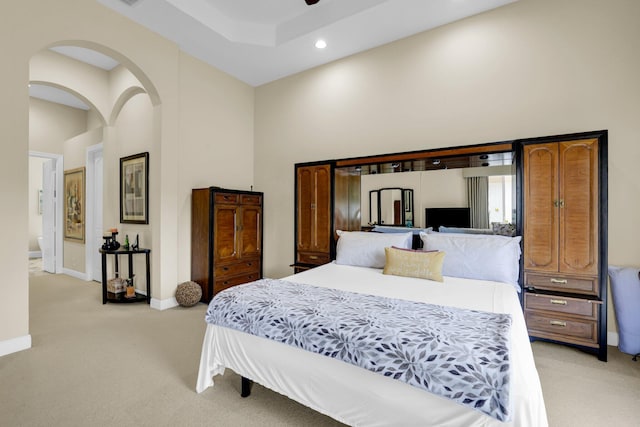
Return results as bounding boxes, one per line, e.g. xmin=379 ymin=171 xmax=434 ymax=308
xmin=241 ymin=376 xmax=253 ymax=397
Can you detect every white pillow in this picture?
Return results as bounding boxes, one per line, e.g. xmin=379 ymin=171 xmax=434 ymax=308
xmin=336 ymin=231 xmax=413 ymax=268
xmin=372 ymin=226 xmax=433 ymax=234
xmin=438 ymin=226 xmax=494 ymax=235
xmin=419 ymin=231 xmax=522 ymax=289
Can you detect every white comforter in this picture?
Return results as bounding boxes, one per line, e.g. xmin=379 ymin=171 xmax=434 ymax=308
xmin=196 ymin=262 xmax=548 ymax=427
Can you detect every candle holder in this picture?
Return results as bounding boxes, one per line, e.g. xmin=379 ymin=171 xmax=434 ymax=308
xmin=101 ymin=233 xmax=121 ymax=250
xmin=101 ymin=235 xmax=113 ymax=250
xmin=111 ymin=231 xmax=120 ymax=250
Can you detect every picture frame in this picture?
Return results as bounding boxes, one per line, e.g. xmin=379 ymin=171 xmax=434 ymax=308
xmin=120 ymin=152 xmax=149 ymax=224
xmin=64 ymin=167 xmax=85 ymax=242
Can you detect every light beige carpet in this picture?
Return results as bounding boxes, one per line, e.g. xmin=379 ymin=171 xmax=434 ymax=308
xmin=0 ymin=272 xmax=639 ymax=426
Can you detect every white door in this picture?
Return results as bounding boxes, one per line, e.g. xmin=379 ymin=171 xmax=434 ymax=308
xmin=92 ymin=152 xmax=103 ymax=281
xmin=42 ymin=160 xmax=56 ymax=273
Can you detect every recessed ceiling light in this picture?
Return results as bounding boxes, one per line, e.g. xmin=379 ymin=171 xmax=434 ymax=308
xmin=315 ymin=39 xmax=327 ymax=49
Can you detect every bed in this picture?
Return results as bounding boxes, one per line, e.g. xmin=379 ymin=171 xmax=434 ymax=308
xmin=196 ymin=231 xmax=548 ymax=426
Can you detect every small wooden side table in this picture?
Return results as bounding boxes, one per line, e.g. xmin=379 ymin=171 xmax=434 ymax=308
xmin=100 ymin=247 xmax=151 ymax=304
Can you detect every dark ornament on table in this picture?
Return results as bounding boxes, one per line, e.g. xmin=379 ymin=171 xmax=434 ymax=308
xmin=102 ymin=231 xmax=121 ymax=250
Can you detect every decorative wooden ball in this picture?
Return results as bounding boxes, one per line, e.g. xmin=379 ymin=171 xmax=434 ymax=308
xmin=175 ymin=281 xmax=202 ymax=307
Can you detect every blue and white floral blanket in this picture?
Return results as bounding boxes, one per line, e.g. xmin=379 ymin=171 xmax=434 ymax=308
xmin=205 ymin=278 xmax=512 ymax=421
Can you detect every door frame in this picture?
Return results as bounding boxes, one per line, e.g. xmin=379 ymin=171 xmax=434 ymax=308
xmin=85 ymin=143 xmax=103 ymax=281
xmin=29 ymin=150 xmax=64 ymax=274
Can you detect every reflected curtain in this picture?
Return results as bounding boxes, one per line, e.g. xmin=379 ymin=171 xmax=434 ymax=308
xmin=466 ymin=176 xmax=489 ymax=228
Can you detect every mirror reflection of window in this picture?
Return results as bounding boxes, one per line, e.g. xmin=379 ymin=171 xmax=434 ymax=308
xmin=488 ymin=175 xmax=513 ymax=223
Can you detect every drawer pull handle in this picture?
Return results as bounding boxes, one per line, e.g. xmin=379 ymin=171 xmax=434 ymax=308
xmin=550 ymin=320 xmax=567 ymax=327
xmin=223 ymin=267 xmax=229 ymax=271
xmin=309 ymin=255 xmax=319 ymax=260
xmin=550 ymin=299 xmax=568 ymax=305
xmin=550 ymin=278 xmax=568 ymax=284
xmin=247 ymin=262 xmax=252 ymax=266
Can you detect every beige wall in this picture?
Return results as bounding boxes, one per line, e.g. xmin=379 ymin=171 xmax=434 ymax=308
xmin=1 ymin=0 xmax=254 ymax=351
xmin=31 ymin=50 xmax=110 ymax=121
xmin=29 ymin=97 xmax=88 ymax=154
xmin=254 ymin=0 xmax=640 ymax=339
xmin=3 ymin=0 xmax=638 ymax=353
xmin=108 ymin=93 xmax=154 ymax=287
xmin=62 ymin=128 xmax=103 ymax=273
xmin=176 ymin=52 xmax=255 ymax=282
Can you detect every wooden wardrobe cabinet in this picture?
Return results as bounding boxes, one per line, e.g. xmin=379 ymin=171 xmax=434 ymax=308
xmin=294 ymin=163 xmax=333 ymax=272
xmin=522 ymin=135 xmax=607 ymax=361
xmin=191 ymin=187 xmax=263 ymax=303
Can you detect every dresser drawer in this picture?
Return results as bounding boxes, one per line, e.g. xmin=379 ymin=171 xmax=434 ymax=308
xmin=297 ymin=251 xmax=330 ymax=265
xmin=214 ymin=272 xmax=260 ymax=294
xmin=215 ymin=259 xmax=260 ymax=278
xmin=525 ymin=293 xmax=598 ymax=320
xmin=240 ymin=194 xmax=262 ymax=205
xmin=525 ymin=311 xmax=598 ymax=347
xmin=214 ymin=192 xmax=239 ymax=204
xmin=525 ymin=272 xmax=598 ymax=296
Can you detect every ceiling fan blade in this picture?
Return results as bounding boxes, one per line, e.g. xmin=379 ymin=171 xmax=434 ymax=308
xmin=305 ymin=0 xmax=320 ymax=5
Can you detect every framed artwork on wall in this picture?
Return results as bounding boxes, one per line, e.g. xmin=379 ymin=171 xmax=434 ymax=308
xmin=64 ymin=167 xmax=85 ymax=242
xmin=120 ymin=152 xmax=149 ymax=224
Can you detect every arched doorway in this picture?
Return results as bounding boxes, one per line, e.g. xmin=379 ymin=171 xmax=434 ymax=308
xmin=29 ymin=42 xmax=160 ymax=288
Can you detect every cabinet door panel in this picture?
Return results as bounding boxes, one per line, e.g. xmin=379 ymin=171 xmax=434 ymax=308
xmin=240 ymin=205 xmax=262 ymax=258
xmin=558 ymin=140 xmax=598 ymax=275
xmin=214 ymin=205 xmax=238 ymax=262
xmin=313 ymin=165 xmax=332 ymax=253
xmin=191 ymin=189 xmax=211 ymax=292
xmin=524 ymin=143 xmax=558 ymax=271
xmin=296 ymin=165 xmax=331 ymax=253
xmin=297 ymin=167 xmax=313 ymax=251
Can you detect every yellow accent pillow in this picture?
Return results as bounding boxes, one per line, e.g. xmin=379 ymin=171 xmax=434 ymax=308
xmin=383 ymin=247 xmax=445 ymax=282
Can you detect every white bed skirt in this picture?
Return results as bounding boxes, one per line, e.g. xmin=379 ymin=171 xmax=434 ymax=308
xmin=196 ymin=263 xmax=548 ymax=426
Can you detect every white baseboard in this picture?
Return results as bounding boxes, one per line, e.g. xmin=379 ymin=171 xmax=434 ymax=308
xmin=28 ymin=251 xmax=42 ymax=259
xmin=62 ymin=268 xmax=88 ymax=281
xmin=0 ymin=334 xmax=32 ymax=357
xmin=151 ymin=297 xmax=179 ymax=311
xmin=608 ymin=331 xmax=619 ymax=347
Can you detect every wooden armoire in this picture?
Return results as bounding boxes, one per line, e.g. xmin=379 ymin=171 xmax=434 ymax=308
xmin=191 ymin=187 xmax=263 ymax=303
xmin=293 ymin=161 xmax=362 ymax=273
xmin=293 ymin=163 xmax=333 ymax=273
xmin=521 ymin=131 xmax=608 ymax=361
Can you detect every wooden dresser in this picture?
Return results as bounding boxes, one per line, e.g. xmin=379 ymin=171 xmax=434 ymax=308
xmin=521 ymin=133 xmax=608 ymax=361
xmin=191 ymin=187 xmax=263 ymax=303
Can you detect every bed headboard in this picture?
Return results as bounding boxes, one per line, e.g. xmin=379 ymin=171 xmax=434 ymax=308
xmin=425 ymin=207 xmax=471 ymax=230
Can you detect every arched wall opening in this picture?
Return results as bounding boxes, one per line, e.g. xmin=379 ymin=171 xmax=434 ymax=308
xmin=28 ymin=40 xmax=161 ymax=301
